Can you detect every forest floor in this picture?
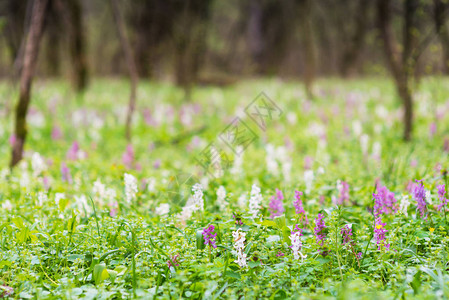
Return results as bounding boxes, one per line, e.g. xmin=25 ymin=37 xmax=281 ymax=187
xmin=0 ymin=78 xmax=449 ymax=299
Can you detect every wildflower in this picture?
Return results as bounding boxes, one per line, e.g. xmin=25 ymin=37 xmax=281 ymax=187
xmin=55 ymin=193 xmax=65 ymax=205
xmin=269 ymin=189 xmax=285 ymax=218
xmin=31 ymin=152 xmax=46 ymax=177
xmin=122 ymin=144 xmax=135 ymax=169
xmin=155 ymin=203 xmax=170 ymax=216
xmin=399 ymin=195 xmax=410 ymax=216
xmin=216 ymin=185 xmax=227 ymax=212
xmin=191 ymin=183 xmax=204 ymax=211
xmin=314 ymin=213 xmax=327 ymax=246
xmin=341 ymin=225 xmax=353 ymax=245
xmin=51 ymin=126 xmax=63 ymax=140
xmin=276 ymin=251 xmax=285 ymax=257
xmin=66 ymin=141 xmax=80 ymax=160
xmin=290 ymin=225 xmax=307 ymax=261
xmin=75 ymin=195 xmax=92 ymax=216
xmin=357 ymin=252 xmax=362 ymax=260
xmin=437 ymin=184 xmax=448 ymax=212
xmin=249 ymin=184 xmax=263 ymax=218
xmin=232 ymin=229 xmax=247 ymax=268
xmin=92 ymin=179 xmax=107 ymax=205
xmin=374 ymin=217 xmax=390 ymax=251
xmin=373 ymin=185 xmax=397 ymax=216
xmin=413 ymin=180 xmax=427 ymax=220
xmin=230 ymin=146 xmax=244 ymax=175
xmin=167 ymin=254 xmax=180 ymax=268
xmin=0 ymin=285 xmax=13 ymax=298
xmin=336 ymin=180 xmax=349 ymax=205
xmin=202 ymin=225 xmax=217 ymax=248
xmin=304 ymin=170 xmax=314 ymax=194
xmin=37 ymin=192 xmax=48 ymax=206
xmin=60 ymin=162 xmax=72 ymax=184
xmin=293 ymin=191 xmax=308 ymax=225
xmin=429 ymin=227 xmax=435 ymax=233
xmin=124 ymin=173 xmax=138 ymax=203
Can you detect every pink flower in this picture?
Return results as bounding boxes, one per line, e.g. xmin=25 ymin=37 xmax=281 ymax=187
xmin=122 ymin=144 xmax=135 ymax=169
xmin=269 ymin=189 xmax=285 ymax=219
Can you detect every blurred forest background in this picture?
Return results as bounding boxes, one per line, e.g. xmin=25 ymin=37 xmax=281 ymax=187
xmin=1 ymin=0 xmax=449 ymax=86
xmin=2 ymin=0 xmax=449 ymax=167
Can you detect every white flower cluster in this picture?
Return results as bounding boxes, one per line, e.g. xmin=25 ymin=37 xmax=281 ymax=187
xmin=290 ymin=231 xmax=307 ymax=261
xmin=31 ymin=152 xmax=46 ymax=177
xmin=191 ymin=183 xmax=204 ymax=211
xmin=124 ymin=173 xmax=138 ymax=203
xmin=155 ymin=203 xmax=170 ymax=216
xmin=232 ymin=229 xmax=247 ymax=268
xmin=216 ymin=185 xmax=227 ymax=211
xmin=399 ymin=195 xmax=410 ymax=216
xmin=249 ymin=184 xmax=262 ymax=218
xmin=93 ymin=179 xmax=116 ymax=206
xmin=230 ymin=146 xmax=244 ymax=175
xmin=304 ymin=170 xmax=314 ymax=194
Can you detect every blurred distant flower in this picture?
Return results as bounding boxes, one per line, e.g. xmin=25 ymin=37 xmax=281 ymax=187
xmin=444 ymin=137 xmax=449 ymax=153
xmin=335 ymin=180 xmax=349 ymax=205
xmin=51 ymin=126 xmax=63 ymax=140
xmin=0 ymin=285 xmax=13 ymax=298
xmin=2 ymin=200 xmax=12 ymax=211
xmin=155 ymin=203 xmax=170 ymax=216
xmin=122 ymin=144 xmax=134 ymax=169
xmin=399 ymin=195 xmax=410 ymax=216
xmin=429 ymin=122 xmax=437 ymax=137
xmin=124 ymin=173 xmax=138 ymax=203
xmin=216 ymin=185 xmax=227 ymax=212
xmin=293 ymin=190 xmax=308 ymax=225
xmin=304 ymin=170 xmax=314 ymax=194
xmin=31 ymin=152 xmax=46 ymax=177
xmin=191 ymin=183 xmax=204 ymax=211
xmin=290 ymin=226 xmax=306 ymax=261
xmin=304 ymin=156 xmax=313 ymax=170
xmin=61 ymin=162 xmax=72 ymax=184
xmin=437 ymin=184 xmax=448 ymax=212
xmin=9 ymin=134 xmax=16 ymax=146
xmin=410 ymin=159 xmax=418 ymax=168
xmin=269 ymin=189 xmax=284 ymax=219
xmin=202 ymin=224 xmax=217 ymax=248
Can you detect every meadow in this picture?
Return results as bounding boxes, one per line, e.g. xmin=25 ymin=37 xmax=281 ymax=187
xmin=1 ymin=77 xmax=449 ymax=299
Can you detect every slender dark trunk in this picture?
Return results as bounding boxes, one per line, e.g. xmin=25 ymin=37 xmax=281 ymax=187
xmin=434 ymin=0 xmax=449 ymax=74
xmin=11 ymin=0 xmax=48 ymax=168
xmin=67 ymin=0 xmax=88 ymax=92
xmin=340 ymin=0 xmax=369 ymax=77
xmin=298 ymin=0 xmax=315 ymax=99
xmin=110 ymin=0 xmax=139 ymax=141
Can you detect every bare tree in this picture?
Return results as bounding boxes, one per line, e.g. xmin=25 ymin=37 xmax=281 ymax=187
xmin=298 ymin=0 xmax=316 ymax=99
xmin=11 ymin=0 xmax=48 ymax=168
xmin=110 ymin=0 xmax=139 ymax=141
xmin=377 ymin=0 xmax=421 ymax=141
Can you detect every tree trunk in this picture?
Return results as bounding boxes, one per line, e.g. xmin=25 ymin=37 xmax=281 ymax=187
xmin=67 ymin=0 xmax=88 ymax=92
xmin=110 ymin=0 xmax=139 ymax=141
xmin=433 ymin=0 xmax=449 ymax=74
xmin=11 ymin=0 xmax=48 ymax=168
xmin=298 ymin=0 xmax=315 ymax=99
xmin=340 ymin=0 xmax=370 ymax=77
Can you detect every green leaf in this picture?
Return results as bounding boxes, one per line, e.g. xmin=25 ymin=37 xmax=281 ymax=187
xmin=225 ymin=271 xmax=241 ymax=279
xmin=259 ymin=220 xmax=278 ymax=228
xmin=196 ymin=230 xmax=205 ymax=250
xmin=274 ymin=215 xmax=286 ymax=230
xmin=410 ymin=271 xmax=421 ymax=295
xmin=93 ymin=263 xmax=109 ymax=285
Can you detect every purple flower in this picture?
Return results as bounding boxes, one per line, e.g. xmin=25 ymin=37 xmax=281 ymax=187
xmin=167 ymin=254 xmax=180 ymax=268
xmin=430 ymin=122 xmax=437 ymax=137
xmin=0 ymin=285 xmax=13 ymax=298
xmin=341 ymin=225 xmax=353 ymax=245
xmin=437 ymin=184 xmax=448 ymax=212
xmin=122 ymin=144 xmax=135 ymax=169
xmin=413 ymin=180 xmax=427 ymax=220
xmin=374 ymin=217 xmax=390 ymax=251
xmin=357 ymin=252 xmax=362 ymax=260
xmin=66 ymin=141 xmax=80 ymax=160
xmin=202 ymin=225 xmax=217 ymax=248
xmin=60 ymin=162 xmax=72 ymax=184
xmin=314 ymin=213 xmax=327 ymax=247
xmin=373 ymin=185 xmax=398 ymax=217
xmin=269 ymin=189 xmax=285 ymax=219
xmin=9 ymin=134 xmax=16 ymax=146
xmin=337 ymin=181 xmax=349 ymax=205
xmin=293 ymin=190 xmax=309 ymax=225
xmin=444 ymin=137 xmax=449 ymax=153
xmin=51 ymin=126 xmax=63 ymax=140
xmin=276 ymin=251 xmax=285 ymax=257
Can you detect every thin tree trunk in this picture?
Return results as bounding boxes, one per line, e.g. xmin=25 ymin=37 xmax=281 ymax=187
xmin=433 ymin=0 xmax=449 ymax=74
xmin=298 ymin=0 xmax=315 ymax=99
xmin=340 ymin=0 xmax=369 ymax=77
xmin=11 ymin=0 xmax=48 ymax=168
xmin=67 ymin=0 xmax=88 ymax=92
xmin=110 ymin=0 xmax=139 ymax=141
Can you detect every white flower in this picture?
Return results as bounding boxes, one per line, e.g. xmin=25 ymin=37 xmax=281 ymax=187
xmin=231 ymin=146 xmax=244 ymax=175
xmin=155 ymin=203 xmax=170 ymax=216
xmin=399 ymin=195 xmax=410 ymax=216
xmin=249 ymin=184 xmax=262 ymax=218
xmin=360 ymin=134 xmax=369 ymax=155
xmin=75 ymin=195 xmax=92 ymax=216
xmin=238 ymin=194 xmax=247 ymax=208
xmin=352 ymin=120 xmax=362 ymax=137
xmin=372 ymin=141 xmax=382 ymax=159
xmin=31 ymin=152 xmax=46 ymax=177
xmin=37 ymin=192 xmax=48 ymax=206
xmin=266 ymin=144 xmax=279 ymax=176
xmin=2 ymin=200 xmax=12 ymax=211
xmin=425 ymin=190 xmax=433 ymax=205
xmin=304 ymin=170 xmax=314 ymax=194
xmin=124 ymin=173 xmax=138 ymax=203
xmin=92 ymin=179 xmax=107 ymax=205
xmin=191 ymin=183 xmax=204 ymax=211
xmin=232 ymin=229 xmax=247 ymax=268
xmin=147 ymin=177 xmax=156 ymax=193
xmin=55 ymin=193 xmax=65 ymax=205
xmin=290 ymin=231 xmax=307 ymax=261
xmin=266 ymin=235 xmax=281 ymax=243
xmin=216 ymin=185 xmax=227 ymax=211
